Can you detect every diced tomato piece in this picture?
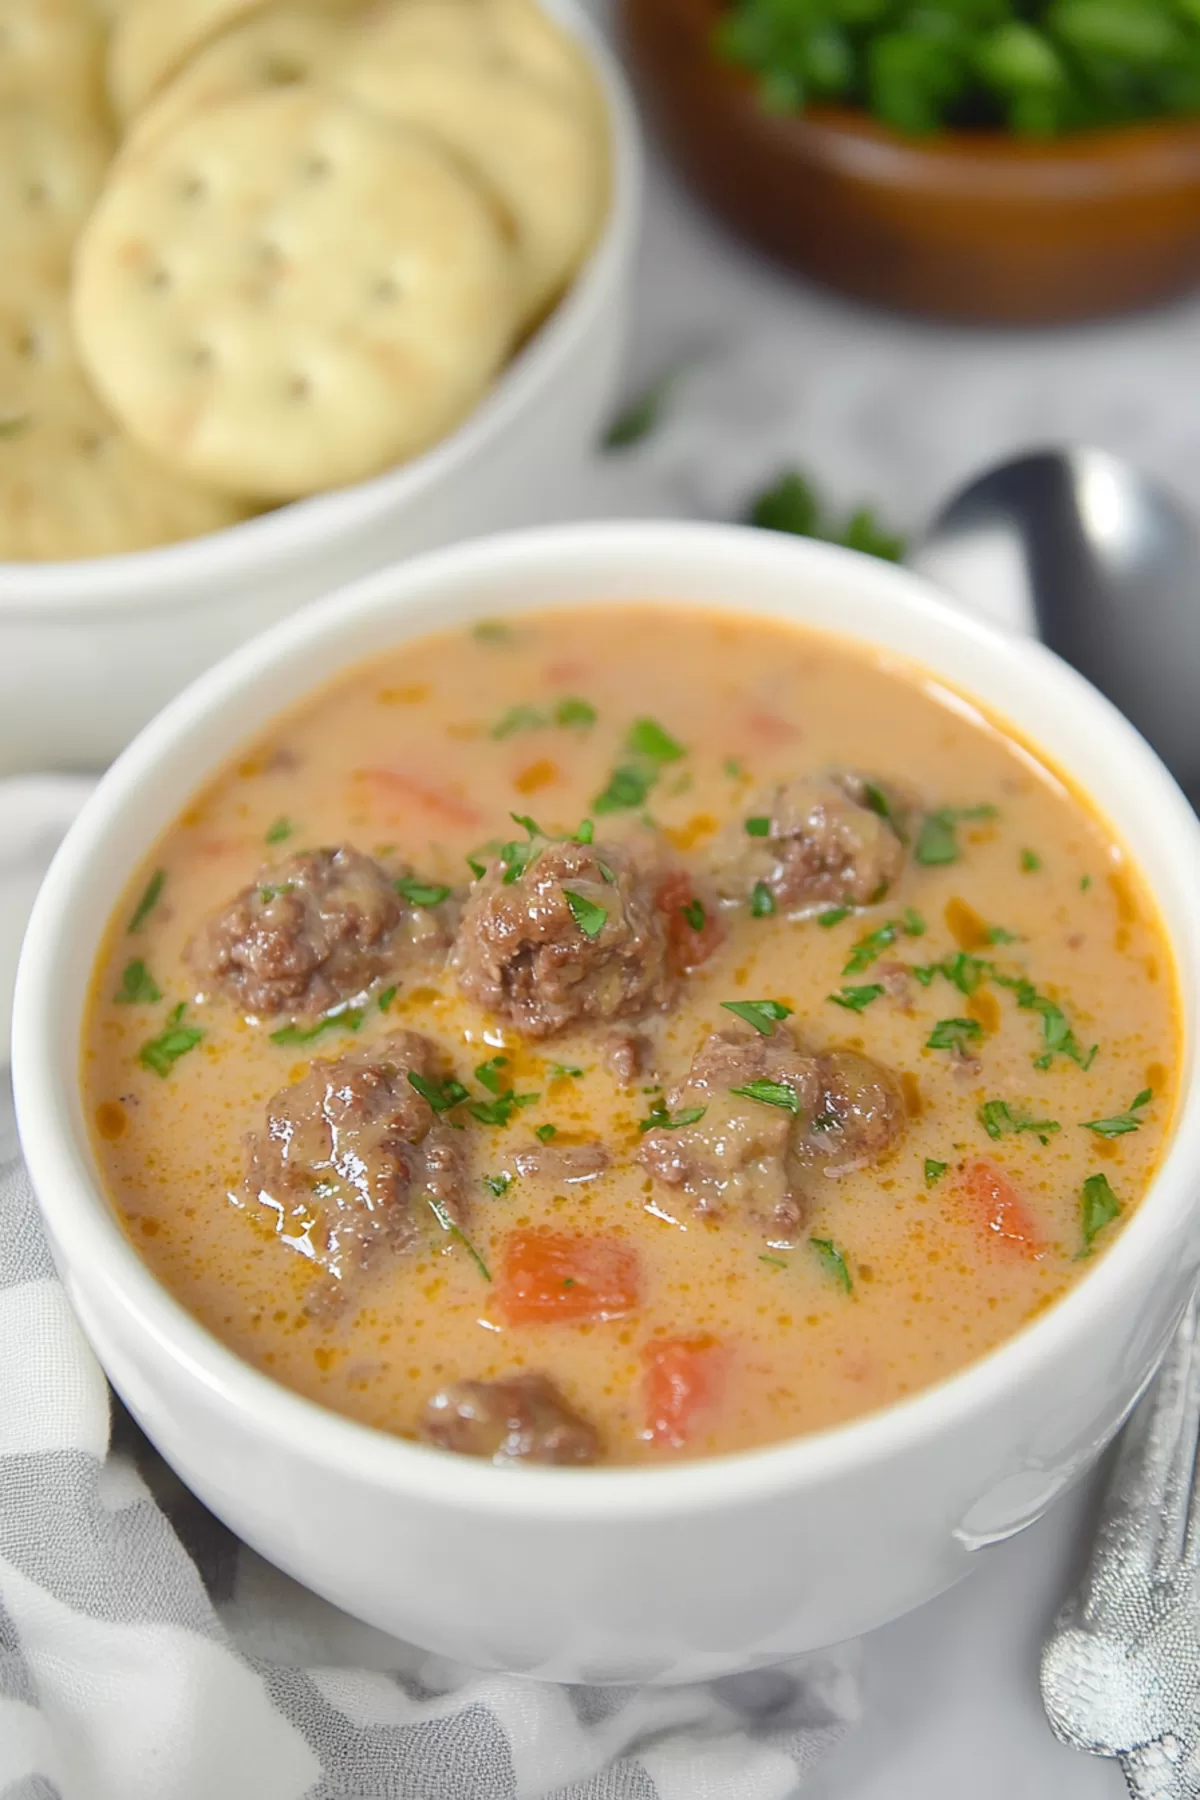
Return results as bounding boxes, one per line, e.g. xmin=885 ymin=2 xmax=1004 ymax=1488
xmin=958 ymin=1159 xmax=1043 ymax=1258
xmin=744 ymin=709 xmax=800 ymax=745
xmin=498 ymin=1230 xmax=640 ymax=1325
xmin=642 ymin=1334 xmax=728 ymax=1448
xmin=353 ymin=768 xmax=482 ymax=828
xmin=656 ymin=871 xmax=724 ymax=974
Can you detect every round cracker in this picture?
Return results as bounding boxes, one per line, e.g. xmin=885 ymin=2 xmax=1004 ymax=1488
xmin=334 ymin=50 xmax=607 ymax=327
xmin=122 ymin=1 xmax=355 ymax=155
xmin=0 ymin=285 xmax=249 ymax=561
xmin=0 ymin=101 xmax=114 ymax=278
xmin=346 ymin=0 xmax=596 ymax=106
xmin=0 ymin=0 xmax=105 ymax=109
xmin=72 ymin=90 xmax=520 ymax=500
xmin=107 ymin=0 xmax=266 ymax=120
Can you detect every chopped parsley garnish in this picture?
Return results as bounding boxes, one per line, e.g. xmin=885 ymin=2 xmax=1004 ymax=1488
xmin=474 ymin=1055 xmax=509 ymax=1094
xmin=114 ymin=959 xmax=160 ymax=1005
xmin=395 ymin=875 xmax=452 ymax=907
xmin=407 ymin=1071 xmax=470 ymax=1114
xmin=1021 ymin=849 xmax=1042 ymax=872
xmin=914 ymin=805 xmax=997 ymax=867
xmin=817 ymin=905 xmax=850 ymax=928
xmin=681 ymin=897 xmax=706 ymax=931
xmin=472 ymin=620 xmax=513 ymax=644
xmin=745 ymin=815 xmax=771 ymax=837
xmin=926 ymin=1017 xmax=982 ymax=1055
xmin=378 ymin=986 xmax=397 ymax=1013
xmin=829 ymin=983 xmax=885 ymax=1012
xmin=0 ymin=414 xmax=30 ymax=440
xmin=638 ymin=1103 xmax=707 ymax=1132
xmin=751 ymin=881 xmax=775 ymax=917
xmin=720 ymin=998 xmax=792 ymax=1035
xmin=271 ymin=1008 xmax=365 ymax=1046
xmin=729 ymin=1078 xmax=800 ymax=1113
xmin=760 ymin=1253 xmax=788 ymax=1270
xmin=548 ymin=1062 xmax=584 ymax=1079
xmin=264 ymin=816 xmax=293 ymax=844
xmin=593 ymin=762 xmax=655 ymax=814
xmin=627 ymin=717 xmax=685 ymax=764
xmin=258 ymin=882 xmax=295 ymax=903
xmin=746 ymin=469 xmax=905 ymax=562
xmin=575 ymin=818 xmax=595 ymax=845
xmin=1081 ymin=874 xmax=1092 ymax=892
xmin=535 ymin=1123 xmax=558 ymax=1143
xmin=810 ymin=1236 xmax=853 ymax=1293
xmin=127 ymin=869 xmax=165 ymax=933
xmin=428 ymin=1197 xmax=490 ymax=1281
xmin=978 ymin=1100 xmax=1060 ymax=1145
xmin=843 ymin=921 xmax=895 ymax=972
xmin=564 ymin=889 xmax=608 ymax=939
xmin=724 ymin=757 xmax=746 ymax=779
xmin=602 ymin=363 xmax=689 ymax=449
xmin=902 ymin=907 xmax=926 ymax=937
xmin=988 ymin=924 xmax=1018 ymax=944
xmin=1082 ymin=1089 xmax=1152 ymax=1137
xmin=466 ymin=853 xmax=488 ymax=879
xmin=1026 ymin=995 xmax=1096 ymax=1071
xmin=470 ymin=1090 xmax=540 ymax=1128
xmin=556 ymin=697 xmax=596 ymax=728
xmin=138 ymin=1004 xmax=204 ymax=1078
xmin=924 ymin=1158 xmax=948 ymax=1188
xmin=940 ymin=951 xmax=989 ymax=996
xmin=492 ymin=703 xmax=546 ymax=739
xmin=1079 ymin=1173 xmax=1121 ymax=1256
xmin=482 ymin=1172 xmax=512 ymax=1198
xmin=862 ymin=781 xmax=907 ymax=840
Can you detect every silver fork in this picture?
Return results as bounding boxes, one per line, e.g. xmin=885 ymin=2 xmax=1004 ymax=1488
xmin=1042 ymin=1295 xmax=1200 ymax=1799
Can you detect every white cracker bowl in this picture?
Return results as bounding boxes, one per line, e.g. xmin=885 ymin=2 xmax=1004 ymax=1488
xmin=0 ymin=0 xmax=640 ymax=775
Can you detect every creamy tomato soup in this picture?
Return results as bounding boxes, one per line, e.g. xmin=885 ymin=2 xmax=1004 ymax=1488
xmin=83 ymin=606 xmax=1180 ymax=1467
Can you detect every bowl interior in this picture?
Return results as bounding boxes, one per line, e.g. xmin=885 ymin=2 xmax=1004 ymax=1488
xmin=13 ymin=521 xmax=1200 ymax=1513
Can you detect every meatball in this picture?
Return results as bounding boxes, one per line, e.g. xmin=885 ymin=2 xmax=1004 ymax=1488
xmin=451 ymin=836 xmax=671 ymax=1038
xmin=190 ymin=845 xmax=406 ymax=1018
xmin=638 ymin=1026 xmax=905 ymax=1237
xmin=713 ymin=771 xmax=910 ymax=912
xmin=421 ymin=1373 xmax=599 ymax=1466
xmin=245 ymin=1029 xmax=467 ymax=1287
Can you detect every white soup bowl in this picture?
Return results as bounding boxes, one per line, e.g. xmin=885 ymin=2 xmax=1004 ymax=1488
xmin=12 ymin=521 xmax=1200 ymax=1682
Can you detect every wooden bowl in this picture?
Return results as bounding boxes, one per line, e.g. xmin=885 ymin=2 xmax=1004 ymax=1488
xmin=621 ymin=0 xmax=1200 ymax=324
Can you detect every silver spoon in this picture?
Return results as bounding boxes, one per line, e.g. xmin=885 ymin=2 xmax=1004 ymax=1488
xmin=908 ymin=446 xmax=1200 ymax=803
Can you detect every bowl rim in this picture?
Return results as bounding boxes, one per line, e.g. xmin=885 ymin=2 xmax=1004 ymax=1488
xmin=0 ymin=0 xmax=640 ymax=617
xmin=14 ymin=518 xmax=1200 ymax=1522
xmin=646 ymin=0 xmax=1200 ymax=171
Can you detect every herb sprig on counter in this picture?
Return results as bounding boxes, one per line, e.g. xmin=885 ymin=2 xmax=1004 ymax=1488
xmin=747 ymin=469 xmax=906 ymax=562
xmin=715 ymin=0 xmax=1200 ymax=140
